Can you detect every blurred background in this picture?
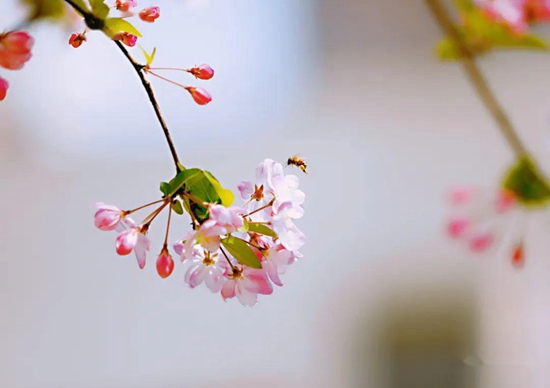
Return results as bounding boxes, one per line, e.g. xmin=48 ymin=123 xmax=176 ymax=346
xmin=3 ymin=0 xmax=550 ymax=387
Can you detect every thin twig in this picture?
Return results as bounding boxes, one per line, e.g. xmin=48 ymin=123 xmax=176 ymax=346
xmin=63 ymin=0 xmax=182 ymax=173
xmin=426 ymin=0 xmax=528 ymax=158
xmin=114 ymin=42 xmax=182 ymax=172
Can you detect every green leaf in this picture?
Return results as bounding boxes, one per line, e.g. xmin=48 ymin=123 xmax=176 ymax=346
xmin=501 ymin=157 xmax=550 ymax=206
xmin=139 ymin=46 xmax=157 ymax=66
xmin=21 ymin=0 xmax=76 ymax=19
xmin=90 ymin=0 xmax=109 ymax=19
xmin=103 ymin=17 xmax=143 ymax=38
xmin=493 ymin=33 xmax=548 ymax=51
xmin=172 ymin=200 xmax=184 ymax=215
xmin=167 ymin=168 xmax=202 ymax=197
xmin=221 ymin=236 xmax=262 ymax=269
xmin=248 ymin=222 xmax=277 ymax=238
xmin=203 ymin=171 xmax=235 ymax=206
xmin=159 ymin=182 xmax=171 ymax=197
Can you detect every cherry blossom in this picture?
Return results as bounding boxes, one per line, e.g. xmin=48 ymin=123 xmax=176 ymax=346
xmin=221 ymin=267 xmax=273 ymax=307
xmin=115 ymin=218 xmax=150 ymax=269
xmin=139 ymin=6 xmax=160 ymax=23
xmin=474 ymin=0 xmax=550 ymax=32
xmin=181 ymin=247 xmax=229 ymax=292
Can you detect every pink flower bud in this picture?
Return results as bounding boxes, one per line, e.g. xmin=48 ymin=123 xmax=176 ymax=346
xmin=94 ymin=203 xmax=124 ymax=231
xmin=113 ymin=32 xmax=138 ymax=47
xmin=139 ymin=6 xmax=160 ymax=23
xmin=447 ymin=217 xmax=470 ymax=238
xmin=156 ymin=249 xmax=174 ymax=278
xmin=116 ymin=228 xmax=139 ymax=256
xmin=115 ymin=0 xmax=137 ymax=12
xmin=68 ymin=33 xmax=86 ymax=48
xmin=189 ymin=64 xmax=214 ymax=80
xmin=469 ymin=233 xmax=493 ymax=252
xmin=186 ymin=87 xmax=212 ymax=105
xmin=0 ymin=76 xmax=8 ymax=101
xmin=0 ymin=31 xmax=34 ymax=70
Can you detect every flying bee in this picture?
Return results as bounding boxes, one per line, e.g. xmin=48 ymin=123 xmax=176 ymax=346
xmin=287 ymin=155 xmax=308 ymax=174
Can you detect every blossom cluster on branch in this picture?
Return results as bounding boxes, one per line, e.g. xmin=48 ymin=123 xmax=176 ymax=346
xmin=95 ymin=159 xmax=306 ymax=306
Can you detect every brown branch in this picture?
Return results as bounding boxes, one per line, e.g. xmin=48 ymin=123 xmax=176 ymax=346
xmin=114 ymin=42 xmax=182 ymax=172
xmin=426 ymin=0 xmax=529 ymax=158
xmin=63 ymin=0 xmax=182 ymax=173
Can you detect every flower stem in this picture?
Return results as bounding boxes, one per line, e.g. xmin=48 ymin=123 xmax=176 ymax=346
xmin=244 ymin=200 xmax=274 ymax=218
xmin=163 ymin=203 xmax=173 ymax=246
xmin=220 ymin=246 xmax=237 ymax=272
xmin=425 ymin=0 xmax=528 ymax=158
xmin=126 ymin=199 xmax=165 ymax=215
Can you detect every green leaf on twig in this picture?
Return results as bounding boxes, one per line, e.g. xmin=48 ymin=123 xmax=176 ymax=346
xmin=247 ymin=222 xmax=277 ymax=238
xmin=103 ymin=17 xmax=142 ymax=38
xmin=221 ymin=236 xmax=262 ymax=269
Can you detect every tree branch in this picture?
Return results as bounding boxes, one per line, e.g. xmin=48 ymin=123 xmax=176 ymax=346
xmin=426 ymin=0 xmax=529 ymax=158
xmin=63 ymin=0 xmax=182 ymax=173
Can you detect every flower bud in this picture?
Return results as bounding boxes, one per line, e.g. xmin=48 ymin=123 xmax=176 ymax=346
xmin=115 ymin=0 xmax=137 ymax=12
xmin=156 ymin=249 xmax=175 ymax=278
xmin=189 ymin=64 xmax=214 ymax=80
xmin=68 ymin=33 xmax=87 ymax=48
xmin=113 ymin=32 xmax=138 ymax=47
xmin=186 ymin=87 xmax=212 ymax=105
xmin=0 ymin=76 xmax=8 ymax=101
xmin=139 ymin=6 xmax=160 ymax=23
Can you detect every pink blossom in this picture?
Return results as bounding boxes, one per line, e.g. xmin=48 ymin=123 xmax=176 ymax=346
xmin=188 ymin=64 xmax=214 ymax=80
xmin=262 ymin=243 xmax=293 ymax=287
xmin=221 ymin=267 xmax=273 ymax=306
xmin=183 ymin=247 xmax=229 ymax=292
xmin=474 ymin=0 xmax=550 ymax=32
xmin=115 ymin=219 xmax=150 ymax=269
xmin=94 ymin=202 xmax=125 ymax=231
xmin=209 ymin=205 xmax=245 ymax=233
xmin=139 ymin=6 xmax=160 ymax=23
xmin=0 ymin=76 xmax=8 ymax=101
xmin=0 ymin=31 xmax=34 ymax=70
xmin=115 ymin=0 xmax=137 ymax=12
xmin=271 ymin=210 xmax=306 ymax=251
xmin=186 ymin=87 xmax=212 ymax=105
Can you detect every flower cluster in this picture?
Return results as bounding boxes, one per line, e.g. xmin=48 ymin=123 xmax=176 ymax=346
xmin=474 ymin=0 xmax=550 ymax=33
xmin=69 ymin=0 xmax=160 ymax=49
xmin=93 ymin=159 xmax=306 ymax=306
xmin=445 ymin=185 xmax=527 ymax=267
xmin=0 ymin=31 xmax=34 ymax=101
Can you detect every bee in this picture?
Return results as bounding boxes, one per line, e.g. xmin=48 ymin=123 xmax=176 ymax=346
xmin=287 ymin=155 xmax=308 ymax=174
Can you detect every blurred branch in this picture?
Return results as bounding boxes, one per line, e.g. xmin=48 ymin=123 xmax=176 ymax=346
xmin=63 ymin=0 xmax=182 ymax=173
xmin=426 ymin=0 xmax=528 ymax=158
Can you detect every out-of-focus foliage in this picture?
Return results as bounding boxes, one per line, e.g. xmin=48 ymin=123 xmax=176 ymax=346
xmin=435 ymin=0 xmax=548 ymax=61
xmin=502 ymin=157 xmax=550 ymax=206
